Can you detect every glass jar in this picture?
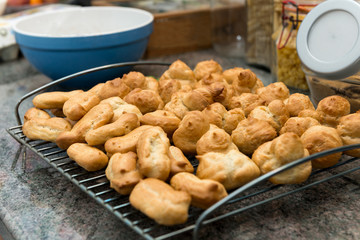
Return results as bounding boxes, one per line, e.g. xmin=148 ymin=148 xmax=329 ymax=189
xmin=297 ymin=0 xmax=360 ymax=112
xmin=272 ymin=0 xmax=323 ymax=90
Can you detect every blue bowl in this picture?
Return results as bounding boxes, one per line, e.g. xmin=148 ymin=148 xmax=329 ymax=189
xmin=12 ymin=6 xmax=153 ymax=89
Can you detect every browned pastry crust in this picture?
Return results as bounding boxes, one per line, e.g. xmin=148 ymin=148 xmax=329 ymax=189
xmin=100 ymin=96 xmax=142 ymax=122
xmin=208 ymin=81 xmax=235 ymax=108
xmin=193 ymin=59 xmax=223 ymax=81
xmin=231 ymin=117 xmax=277 ymax=156
xmin=136 ymin=126 xmax=171 ymax=181
xmin=129 ymin=178 xmax=191 ymax=226
xmin=23 ymin=107 xmax=50 ymax=122
xmin=298 ymin=109 xmax=321 ymax=122
xmin=284 ymin=93 xmax=315 ymax=117
xmin=158 ymin=78 xmax=182 ymax=104
xmin=145 ymin=76 xmax=159 ymax=93
xmin=50 ymin=108 xmax=65 ymax=118
xmin=170 ymin=172 xmax=228 ymax=209
xmin=88 ymin=77 xmax=130 ymax=99
xmin=256 ymin=82 xmax=290 ymax=105
xmin=195 ymin=73 xmax=226 ymax=89
xmin=56 ymin=103 xmax=113 ymax=149
xmin=168 ymin=146 xmax=194 ymax=177
xmin=279 ymin=117 xmax=320 ymax=137
xmin=222 ymin=67 xmax=245 ymax=84
xmin=248 ymin=99 xmax=289 ymax=132
xmin=232 ymin=69 xmax=261 ymax=95
xmin=228 ymin=93 xmax=266 ymax=116
xmin=104 ymin=125 xmax=153 ymax=156
xmin=202 ymin=103 xmax=227 ymax=130
xmin=105 ymin=152 xmax=143 ymax=195
xmin=196 ymin=124 xmax=238 ymax=155
xmin=182 ymin=87 xmax=216 ymax=111
xmin=196 ymin=149 xmax=260 ymax=190
xmin=32 ymin=90 xmax=83 ymax=109
xmin=164 ymin=91 xmax=190 ymax=119
xmin=124 ymin=88 xmax=164 ymax=114
xmin=140 ymin=110 xmax=181 ymax=137
xmin=337 ymin=113 xmax=360 ymax=157
xmin=85 ymin=113 xmax=140 ymax=146
xmin=172 ymin=111 xmax=210 ymax=155
xmin=159 ymin=59 xmax=196 ymax=88
xmin=252 ymin=132 xmax=311 ymax=184
xmin=22 ymin=117 xmax=72 ymax=142
xmin=67 ymin=143 xmax=108 ymax=171
xmin=121 ymin=71 xmax=147 ymax=90
xmin=301 ymin=125 xmax=343 ymax=168
xmin=63 ymin=91 xmax=101 ymax=121
xmin=316 ymin=95 xmax=351 ymax=128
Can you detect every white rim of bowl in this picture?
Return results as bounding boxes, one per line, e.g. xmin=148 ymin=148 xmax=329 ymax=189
xmin=12 ymin=6 xmax=154 ymax=38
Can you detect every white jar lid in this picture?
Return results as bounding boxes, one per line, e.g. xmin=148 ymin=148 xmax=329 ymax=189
xmin=297 ymin=0 xmax=360 ymax=79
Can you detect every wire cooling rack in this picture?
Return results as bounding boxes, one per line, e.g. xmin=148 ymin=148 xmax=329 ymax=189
xmin=7 ymin=61 xmax=360 ymax=240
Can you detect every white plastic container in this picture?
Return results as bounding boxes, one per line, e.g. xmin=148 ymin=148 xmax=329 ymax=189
xmin=297 ymin=0 xmax=360 ymax=112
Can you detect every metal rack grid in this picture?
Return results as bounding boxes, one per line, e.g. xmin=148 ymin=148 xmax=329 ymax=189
xmin=7 ymin=61 xmax=360 ymax=240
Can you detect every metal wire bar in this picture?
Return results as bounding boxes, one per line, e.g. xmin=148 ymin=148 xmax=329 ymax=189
xmin=192 ymin=143 xmax=360 ymax=239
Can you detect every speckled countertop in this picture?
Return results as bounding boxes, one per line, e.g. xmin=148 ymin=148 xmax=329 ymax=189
xmin=0 ymin=49 xmax=359 ymax=240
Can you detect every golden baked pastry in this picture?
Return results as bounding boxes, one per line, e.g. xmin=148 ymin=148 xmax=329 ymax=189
xmin=22 ymin=117 xmax=72 ymax=142
xmin=140 ymin=110 xmax=181 ymax=137
xmin=202 ymin=103 xmax=245 ymax=134
xmin=182 ymin=87 xmax=217 ymax=111
xmin=56 ymin=103 xmax=113 ymax=149
xmin=316 ymin=95 xmax=351 ymax=128
xmin=222 ymin=67 xmax=244 ymax=84
xmin=136 ymin=126 xmax=171 ymax=181
xmin=231 ymin=117 xmax=277 ymax=156
xmin=63 ymin=91 xmax=101 ymax=121
xmin=228 ymin=93 xmax=265 ymax=117
xmin=129 ymin=178 xmax=191 ymax=226
xmin=67 ymin=143 xmax=108 ymax=171
xmin=337 ymin=113 xmax=360 ymax=157
xmin=23 ymin=107 xmax=50 ymax=122
xmin=193 ymin=59 xmax=223 ymax=81
xmin=168 ymin=146 xmax=194 ymax=177
xmin=145 ymin=76 xmax=159 ymax=93
xmin=279 ymin=117 xmax=320 ymax=137
xmin=252 ymin=132 xmax=311 ymax=184
xmin=85 ymin=113 xmax=140 ymax=146
xmin=232 ymin=68 xmax=262 ymax=95
xmin=104 ymin=125 xmax=153 ymax=156
xmin=248 ymin=99 xmax=289 ymax=132
xmin=170 ymin=172 xmax=228 ymax=209
xmin=172 ymin=111 xmax=210 ymax=155
xmin=256 ymin=82 xmax=290 ymax=105
xmin=121 ymin=71 xmax=147 ymax=90
xmin=301 ymin=125 xmax=343 ymax=168
xmin=159 ymin=59 xmax=196 ymax=88
xmin=100 ymin=96 xmax=142 ymax=122
xmin=158 ymin=78 xmax=182 ymax=104
xmin=298 ymin=109 xmax=321 ymax=122
xmin=50 ymin=108 xmax=65 ymax=118
xmin=195 ymin=72 xmax=226 ymax=89
xmin=164 ymin=91 xmax=190 ymax=119
xmin=196 ymin=149 xmax=260 ymax=190
xmin=105 ymin=152 xmax=143 ymax=195
xmin=284 ymin=93 xmax=315 ymax=117
xmin=208 ymin=81 xmax=235 ymax=109
xmin=196 ymin=124 xmax=238 ymax=155
xmin=88 ymin=77 xmax=130 ymax=100
xmin=124 ymin=88 xmax=164 ymax=114
xmin=32 ymin=90 xmax=83 ymax=109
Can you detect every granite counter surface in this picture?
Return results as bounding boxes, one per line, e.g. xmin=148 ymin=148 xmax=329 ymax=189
xmin=0 ymin=49 xmax=359 ymax=240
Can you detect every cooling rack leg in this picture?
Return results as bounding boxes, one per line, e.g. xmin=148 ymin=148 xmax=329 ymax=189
xmin=11 ymin=145 xmax=23 ymax=170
